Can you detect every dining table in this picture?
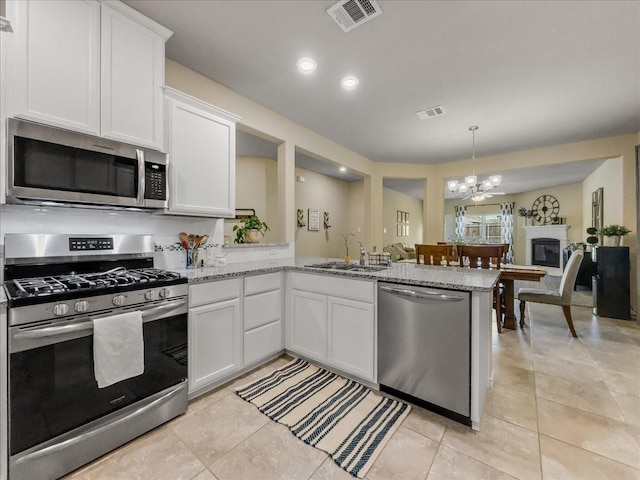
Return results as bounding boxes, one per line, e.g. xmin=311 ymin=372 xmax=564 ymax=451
xmin=499 ymin=265 xmax=547 ymax=329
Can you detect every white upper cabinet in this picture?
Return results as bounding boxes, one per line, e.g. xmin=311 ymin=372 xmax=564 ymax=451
xmin=7 ymin=0 xmax=171 ymax=150
xmin=10 ymin=0 xmax=101 ymax=134
xmin=100 ymin=2 xmax=170 ymax=149
xmin=164 ymin=87 xmax=240 ymax=217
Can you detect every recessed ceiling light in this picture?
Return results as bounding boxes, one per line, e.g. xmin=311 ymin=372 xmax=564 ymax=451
xmin=339 ymin=166 xmax=347 ymax=172
xmin=341 ymin=76 xmax=359 ymax=90
xmin=297 ymin=58 xmax=316 ymax=73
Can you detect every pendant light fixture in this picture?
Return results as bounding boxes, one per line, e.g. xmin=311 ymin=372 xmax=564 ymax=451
xmin=447 ymin=126 xmax=502 ymax=202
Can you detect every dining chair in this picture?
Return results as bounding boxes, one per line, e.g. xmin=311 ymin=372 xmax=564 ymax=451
xmin=518 ymin=249 xmax=584 ymax=337
xmin=458 ymin=245 xmax=505 ymax=333
xmin=482 ymin=243 xmax=510 ymax=264
xmin=415 ymin=244 xmax=452 ymax=265
xmin=458 ymin=245 xmax=503 ymax=269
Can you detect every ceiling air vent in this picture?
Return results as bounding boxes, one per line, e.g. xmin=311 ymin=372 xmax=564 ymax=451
xmin=415 ymin=105 xmax=446 ymax=120
xmin=327 ymin=0 xmax=382 ymax=33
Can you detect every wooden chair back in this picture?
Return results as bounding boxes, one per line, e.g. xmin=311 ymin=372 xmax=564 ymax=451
xmin=458 ymin=245 xmax=504 ymax=269
xmin=481 ymin=243 xmax=510 ymax=263
xmin=415 ymin=244 xmax=452 ymax=265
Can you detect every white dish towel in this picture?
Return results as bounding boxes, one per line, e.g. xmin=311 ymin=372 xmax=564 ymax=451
xmin=93 ymin=311 xmax=144 ymax=388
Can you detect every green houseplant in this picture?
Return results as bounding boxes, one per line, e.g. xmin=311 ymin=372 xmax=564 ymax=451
xmin=233 ymin=215 xmax=270 ymax=244
xmin=518 ymin=207 xmax=534 ymax=226
xmin=599 ymin=224 xmax=631 ymax=246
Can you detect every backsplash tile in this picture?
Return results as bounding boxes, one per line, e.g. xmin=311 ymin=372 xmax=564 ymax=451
xmin=0 ymin=205 xmax=293 ymax=274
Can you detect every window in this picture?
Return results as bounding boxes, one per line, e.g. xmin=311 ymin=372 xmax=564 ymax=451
xmin=463 ymin=213 xmax=502 ymax=243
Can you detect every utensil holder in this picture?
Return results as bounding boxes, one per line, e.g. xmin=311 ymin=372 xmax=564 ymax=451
xmin=186 ymin=248 xmax=200 ymax=269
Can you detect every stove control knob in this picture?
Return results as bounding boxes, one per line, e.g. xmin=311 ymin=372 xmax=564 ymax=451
xmin=144 ymin=290 xmax=155 ymax=301
xmin=74 ymin=300 xmax=89 ymax=313
xmin=112 ymin=295 xmax=126 ymax=307
xmin=158 ymin=288 xmax=170 ymax=298
xmin=52 ymin=303 xmax=69 ymax=316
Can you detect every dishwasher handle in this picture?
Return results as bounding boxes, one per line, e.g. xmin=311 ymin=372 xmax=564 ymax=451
xmin=380 ymin=285 xmax=465 ymax=302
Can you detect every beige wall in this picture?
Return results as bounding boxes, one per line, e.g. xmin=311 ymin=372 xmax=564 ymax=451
xmin=226 ymin=156 xmax=279 ymax=243
xmin=294 ymin=167 xmax=359 ymax=258
xmin=347 ymin=180 xmax=365 ymax=243
xmin=382 ymin=188 xmax=424 ymax=248
xmin=583 ymin=157 xmax=624 ymax=229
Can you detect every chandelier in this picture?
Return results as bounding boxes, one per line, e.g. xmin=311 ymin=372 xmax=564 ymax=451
xmin=447 ymin=126 xmax=502 ymax=202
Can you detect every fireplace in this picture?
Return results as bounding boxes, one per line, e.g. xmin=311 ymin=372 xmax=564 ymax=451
xmin=523 ymin=225 xmax=570 ymax=275
xmin=531 ymin=238 xmax=560 ymax=268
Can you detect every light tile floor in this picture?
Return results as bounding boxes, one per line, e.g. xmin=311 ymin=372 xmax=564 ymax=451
xmin=67 ymin=303 xmax=640 ymax=480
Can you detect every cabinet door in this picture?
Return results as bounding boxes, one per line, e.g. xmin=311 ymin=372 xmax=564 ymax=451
xmin=165 ymin=91 xmax=237 ymax=217
xmin=289 ymin=290 xmax=327 ymax=362
xmin=327 ymin=297 xmax=375 ymax=382
xmin=188 ymin=298 xmax=242 ymax=394
xmin=10 ymin=0 xmax=101 ymax=134
xmin=100 ymin=3 xmax=166 ymax=149
xmin=244 ymin=320 xmax=283 ymax=366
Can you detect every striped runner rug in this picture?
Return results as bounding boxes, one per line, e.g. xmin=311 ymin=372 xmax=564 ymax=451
xmin=236 ymin=358 xmax=411 ymax=478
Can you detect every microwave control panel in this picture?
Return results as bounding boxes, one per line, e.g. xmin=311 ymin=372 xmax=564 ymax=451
xmin=144 ymin=163 xmax=167 ymax=200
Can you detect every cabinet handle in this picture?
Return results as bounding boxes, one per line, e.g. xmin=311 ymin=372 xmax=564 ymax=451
xmin=136 ymin=149 xmax=145 ymax=205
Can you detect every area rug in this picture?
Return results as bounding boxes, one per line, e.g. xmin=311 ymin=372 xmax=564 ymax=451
xmin=236 ymin=358 xmax=411 ymax=478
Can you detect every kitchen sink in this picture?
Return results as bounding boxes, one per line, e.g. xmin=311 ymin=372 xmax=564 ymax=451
xmin=304 ymin=262 xmax=387 ymax=272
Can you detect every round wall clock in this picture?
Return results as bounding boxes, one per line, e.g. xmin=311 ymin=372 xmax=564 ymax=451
xmin=531 ymin=194 xmax=559 ymax=224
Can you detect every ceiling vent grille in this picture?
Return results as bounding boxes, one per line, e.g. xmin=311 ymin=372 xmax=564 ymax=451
xmin=415 ymin=105 xmax=446 ymax=120
xmin=327 ymin=0 xmax=382 ymax=33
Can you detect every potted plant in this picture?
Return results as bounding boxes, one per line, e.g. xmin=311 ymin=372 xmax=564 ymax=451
xmin=599 ymin=225 xmax=631 ymax=246
xmin=233 ymin=215 xmax=270 ymax=244
xmin=518 ymin=207 xmax=534 ymax=226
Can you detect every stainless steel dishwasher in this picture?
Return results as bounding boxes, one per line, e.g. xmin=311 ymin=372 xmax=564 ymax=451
xmin=378 ymin=282 xmax=471 ymax=425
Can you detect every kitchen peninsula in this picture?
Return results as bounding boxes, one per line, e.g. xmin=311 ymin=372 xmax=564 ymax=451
xmin=180 ymin=258 xmax=499 ymax=430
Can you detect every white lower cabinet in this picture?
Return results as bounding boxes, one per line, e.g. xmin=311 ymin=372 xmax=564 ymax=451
xmin=287 ymin=273 xmax=376 ymax=383
xmin=188 ymin=279 xmax=242 ymax=395
xmin=243 ymin=273 xmax=283 ymax=366
xmin=187 ymin=272 xmax=376 ymax=398
xmin=289 ymin=289 xmax=328 ymax=362
xmin=327 ymin=297 xmax=375 ymax=381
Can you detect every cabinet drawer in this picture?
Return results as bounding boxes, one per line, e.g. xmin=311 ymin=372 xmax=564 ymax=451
xmin=189 ymin=278 xmax=241 ymax=307
xmin=244 ymin=289 xmax=281 ymax=331
xmin=245 ymin=272 xmax=281 ymax=296
xmin=244 ymin=320 xmax=283 ymax=366
xmin=290 ymin=273 xmax=374 ymax=303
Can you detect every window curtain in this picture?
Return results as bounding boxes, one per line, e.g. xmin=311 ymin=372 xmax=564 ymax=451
xmin=500 ymin=202 xmax=515 ymax=263
xmin=454 ymin=205 xmax=466 ymax=238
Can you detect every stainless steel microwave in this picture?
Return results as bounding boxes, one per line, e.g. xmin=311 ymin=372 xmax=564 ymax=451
xmin=6 ymin=118 xmax=167 ymax=210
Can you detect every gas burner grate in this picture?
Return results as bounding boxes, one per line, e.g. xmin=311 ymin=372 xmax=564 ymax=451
xmin=8 ymin=268 xmax=183 ymax=299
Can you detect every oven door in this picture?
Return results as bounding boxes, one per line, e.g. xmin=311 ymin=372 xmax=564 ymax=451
xmin=8 ymin=298 xmax=188 ymax=457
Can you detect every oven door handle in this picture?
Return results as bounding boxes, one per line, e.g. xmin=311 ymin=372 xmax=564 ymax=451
xmin=13 ymin=299 xmax=188 ymax=339
xmin=139 ymin=298 xmax=188 ymax=321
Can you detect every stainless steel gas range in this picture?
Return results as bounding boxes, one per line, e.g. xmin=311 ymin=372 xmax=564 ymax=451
xmin=2 ymin=234 xmax=188 ymax=480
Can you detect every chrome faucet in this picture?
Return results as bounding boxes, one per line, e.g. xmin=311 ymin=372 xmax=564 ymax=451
xmin=359 ymin=242 xmax=366 ymax=265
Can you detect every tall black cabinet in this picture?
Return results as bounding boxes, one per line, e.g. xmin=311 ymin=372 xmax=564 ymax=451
xmin=592 ymin=246 xmax=631 ymax=320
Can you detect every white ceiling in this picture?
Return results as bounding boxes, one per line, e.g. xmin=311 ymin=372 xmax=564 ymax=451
xmin=125 ymin=0 xmax=639 ymax=166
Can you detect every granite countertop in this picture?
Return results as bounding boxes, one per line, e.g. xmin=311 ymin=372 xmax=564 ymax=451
xmin=0 ymin=258 xmax=499 ymax=310
xmin=175 ymin=257 xmax=500 ymax=292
